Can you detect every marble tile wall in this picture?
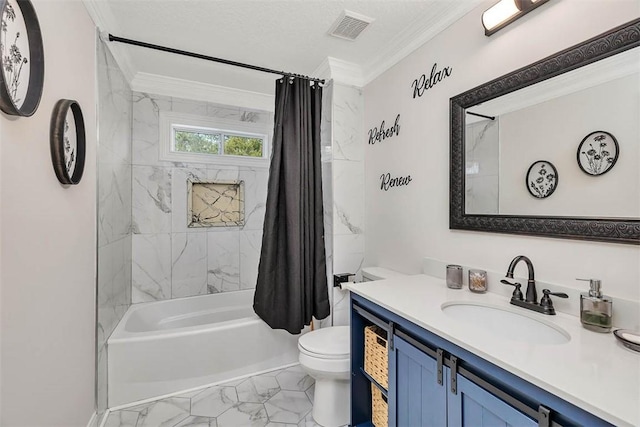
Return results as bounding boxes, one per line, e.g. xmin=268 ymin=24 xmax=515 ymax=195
xmin=328 ymin=83 xmax=365 ymax=327
xmin=465 ymin=119 xmax=499 ymax=214
xmin=131 ymin=91 xmax=272 ymax=303
xmin=97 ymin=40 xmax=133 ymax=418
xmin=318 ymin=82 xmax=334 ymax=329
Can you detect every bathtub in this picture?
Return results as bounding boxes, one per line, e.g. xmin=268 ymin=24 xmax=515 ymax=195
xmin=107 ymin=290 xmax=301 ymax=407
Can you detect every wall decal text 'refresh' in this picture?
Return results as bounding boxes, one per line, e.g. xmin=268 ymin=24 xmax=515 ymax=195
xmin=368 ymin=114 xmax=400 ymax=145
xmin=411 ymin=63 xmax=452 ymax=99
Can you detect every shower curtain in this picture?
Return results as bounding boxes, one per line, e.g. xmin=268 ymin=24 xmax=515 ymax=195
xmin=253 ymin=76 xmax=329 ymax=334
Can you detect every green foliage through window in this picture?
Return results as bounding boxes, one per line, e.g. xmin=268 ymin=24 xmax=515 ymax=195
xmin=173 ymin=127 xmax=264 ymax=158
xmin=175 ymin=130 xmax=220 ymax=154
xmin=224 ymin=135 xmax=263 ymax=157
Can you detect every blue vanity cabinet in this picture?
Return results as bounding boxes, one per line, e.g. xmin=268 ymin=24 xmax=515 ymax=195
xmin=389 ymin=334 xmax=535 ymax=427
xmin=351 ymin=293 xmax=614 ymax=427
xmin=389 ymin=335 xmax=447 ymax=426
xmin=447 ymin=374 xmax=536 ymax=427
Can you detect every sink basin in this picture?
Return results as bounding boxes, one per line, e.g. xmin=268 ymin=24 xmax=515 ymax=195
xmin=441 ymin=302 xmax=570 ymax=345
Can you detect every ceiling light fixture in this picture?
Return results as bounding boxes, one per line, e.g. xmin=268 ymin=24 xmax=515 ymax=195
xmin=482 ymin=0 xmax=550 ymax=36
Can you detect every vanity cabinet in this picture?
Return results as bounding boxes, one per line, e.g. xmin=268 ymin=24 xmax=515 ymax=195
xmin=392 ymin=336 xmax=447 ymax=426
xmin=351 ymin=293 xmax=613 ymax=427
xmin=392 ymin=336 xmax=536 ymax=427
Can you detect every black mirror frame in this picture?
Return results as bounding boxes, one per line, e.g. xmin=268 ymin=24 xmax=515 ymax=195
xmin=450 ymin=18 xmax=640 ymax=245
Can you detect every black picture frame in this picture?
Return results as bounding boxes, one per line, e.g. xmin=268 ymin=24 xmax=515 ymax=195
xmin=526 ymin=161 xmax=558 ymax=199
xmin=50 ymin=99 xmax=86 ymax=185
xmin=0 ymin=0 xmax=44 ymax=117
xmin=450 ymin=18 xmax=640 ymax=245
xmin=577 ymin=131 xmax=619 ymax=176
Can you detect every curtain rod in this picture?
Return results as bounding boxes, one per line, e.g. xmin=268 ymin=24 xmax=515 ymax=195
xmin=465 ymin=111 xmax=495 ymax=120
xmin=107 ymin=34 xmax=326 ymax=84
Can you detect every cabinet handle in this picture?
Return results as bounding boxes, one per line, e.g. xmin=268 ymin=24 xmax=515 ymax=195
xmin=436 ymin=349 xmax=444 ymax=386
xmin=538 ymin=406 xmax=551 ymax=427
xmin=450 ymin=356 xmax=458 ymax=395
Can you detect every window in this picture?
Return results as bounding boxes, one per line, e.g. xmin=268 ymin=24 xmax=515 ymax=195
xmin=160 ymin=112 xmax=270 ymax=167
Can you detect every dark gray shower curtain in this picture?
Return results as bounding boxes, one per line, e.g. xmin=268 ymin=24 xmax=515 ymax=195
xmin=253 ymin=77 xmax=329 ymax=334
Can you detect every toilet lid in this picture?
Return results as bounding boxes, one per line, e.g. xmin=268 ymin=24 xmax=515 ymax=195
xmin=299 ymin=326 xmax=350 ymax=357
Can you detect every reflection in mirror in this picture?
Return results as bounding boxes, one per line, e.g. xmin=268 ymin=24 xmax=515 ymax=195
xmin=450 ymin=18 xmax=640 ymax=244
xmin=464 ymin=48 xmax=639 ymax=218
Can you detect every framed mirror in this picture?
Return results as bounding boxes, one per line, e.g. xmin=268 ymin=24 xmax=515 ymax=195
xmin=450 ymin=18 xmax=640 ymax=244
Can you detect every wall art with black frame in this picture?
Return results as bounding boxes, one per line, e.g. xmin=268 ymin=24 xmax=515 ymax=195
xmin=0 ymin=0 xmax=44 ymax=117
xmin=526 ymin=160 xmax=557 ymax=199
xmin=577 ymin=131 xmax=619 ymax=176
xmin=50 ymin=99 xmax=85 ymax=185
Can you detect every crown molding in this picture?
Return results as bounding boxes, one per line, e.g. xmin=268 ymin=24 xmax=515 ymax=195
xmin=130 ymin=72 xmax=275 ymax=112
xmin=82 ymin=0 xmax=136 ymax=82
xmin=313 ymin=57 xmax=365 ymax=88
xmin=361 ymin=0 xmax=483 ymax=86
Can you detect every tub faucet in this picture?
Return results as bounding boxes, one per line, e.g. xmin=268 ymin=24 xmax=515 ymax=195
xmin=505 ymin=255 xmax=537 ymax=303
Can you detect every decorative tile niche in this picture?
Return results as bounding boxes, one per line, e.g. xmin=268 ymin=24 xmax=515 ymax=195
xmin=187 ymin=180 xmax=245 ymax=228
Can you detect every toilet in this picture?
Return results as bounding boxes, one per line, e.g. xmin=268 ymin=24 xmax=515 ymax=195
xmin=298 ymin=267 xmax=405 ymax=427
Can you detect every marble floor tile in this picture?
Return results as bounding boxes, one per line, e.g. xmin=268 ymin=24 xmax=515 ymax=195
xmin=296 ymin=412 xmax=347 ymax=427
xmin=191 ymin=386 xmax=239 ymax=417
xmin=104 ymin=366 xmax=323 ymax=427
xmin=296 ymin=413 xmax=322 ymax=427
xmin=219 ymin=378 xmax=250 ymax=387
xmin=104 ymin=410 xmax=139 ymax=427
xmin=130 ymin=397 xmax=191 ymax=427
xmin=275 ymin=366 xmax=314 ymax=392
xmin=264 ymin=390 xmax=312 ymax=424
xmin=174 ymin=416 xmax=218 ymax=427
xmin=304 ymin=384 xmax=314 ymax=402
xmin=236 ymin=375 xmax=281 ymax=403
xmin=216 ymin=402 xmax=269 ymax=427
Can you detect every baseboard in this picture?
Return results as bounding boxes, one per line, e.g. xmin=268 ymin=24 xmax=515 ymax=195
xmin=108 ymin=362 xmax=300 ymax=412
xmin=86 ymin=412 xmax=98 ymax=427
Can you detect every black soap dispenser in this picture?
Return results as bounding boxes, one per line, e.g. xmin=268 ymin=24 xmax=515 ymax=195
xmin=578 ymin=278 xmax=612 ymax=333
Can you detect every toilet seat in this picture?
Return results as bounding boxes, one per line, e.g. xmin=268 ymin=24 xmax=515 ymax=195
xmin=298 ymin=326 xmax=350 ymax=360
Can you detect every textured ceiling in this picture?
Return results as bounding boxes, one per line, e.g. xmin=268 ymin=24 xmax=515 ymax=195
xmin=90 ymin=0 xmax=481 ymax=94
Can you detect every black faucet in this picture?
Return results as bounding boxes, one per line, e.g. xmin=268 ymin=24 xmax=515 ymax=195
xmin=505 ymin=255 xmax=537 ymax=303
xmin=502 ymin=255 xmax=568 ymax=315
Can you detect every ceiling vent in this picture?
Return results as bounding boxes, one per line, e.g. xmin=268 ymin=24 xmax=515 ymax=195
xmin=329 ymin=10 xmax=374 ymax=41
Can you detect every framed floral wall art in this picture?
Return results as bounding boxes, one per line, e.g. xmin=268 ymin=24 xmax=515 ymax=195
xmin=526 ymin=160 xmax=558 ymax=199
xmin=50 ymin=99 xmax=85 ymax=185
xmin=0 ymin=0 xmax=44 ymax=117
xmin=577 ymin=131 xmax=619 ymax=176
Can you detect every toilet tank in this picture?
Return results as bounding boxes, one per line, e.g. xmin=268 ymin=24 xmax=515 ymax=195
xmin=361 ymin=267 xmax=405 ymax=282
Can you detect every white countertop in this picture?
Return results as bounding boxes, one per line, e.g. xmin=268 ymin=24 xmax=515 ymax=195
xmin=348 ymin=274 xmax=640 ymax=427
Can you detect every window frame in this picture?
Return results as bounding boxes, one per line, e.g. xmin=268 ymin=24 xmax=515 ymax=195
xmin=159 ymin=111 xmax=270 ymax=168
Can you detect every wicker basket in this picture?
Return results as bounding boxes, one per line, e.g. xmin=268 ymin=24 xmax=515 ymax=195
xmin=371 ymin=384 xmax=389 ymax=427
xmin=364 ymin=325 xmax=389 ymax=389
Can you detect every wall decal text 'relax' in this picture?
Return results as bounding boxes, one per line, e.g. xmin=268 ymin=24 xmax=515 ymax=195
xmin=411 ymin=63 xmax=452 ymax=99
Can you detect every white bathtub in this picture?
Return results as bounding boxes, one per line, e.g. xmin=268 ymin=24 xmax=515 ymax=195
xmin=107 ymin=290 xmax=301 ymax=407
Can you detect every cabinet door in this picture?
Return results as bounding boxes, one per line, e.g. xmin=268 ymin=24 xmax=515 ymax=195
xmin=390 ymin=336 xmax=447 ymax=427
xmin=448 ymin=374 xmax=537 ymax=427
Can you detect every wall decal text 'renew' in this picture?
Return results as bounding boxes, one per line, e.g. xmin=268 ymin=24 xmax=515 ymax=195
xmin=368 ymin=114 xmax=401 ymax=145
xmin=411 ymin=63 xmax=452 ymax=99
xmin=380 ymin=173 xmax=412 ymax=191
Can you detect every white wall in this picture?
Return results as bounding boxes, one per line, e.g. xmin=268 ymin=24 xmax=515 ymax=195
xmin=0 ymin=1 xmax=96 ymax=425
xmin=364 ymin=1 xmax=640 ymax=304
xmin=500 ymin=74 xmax=639 ymax=216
